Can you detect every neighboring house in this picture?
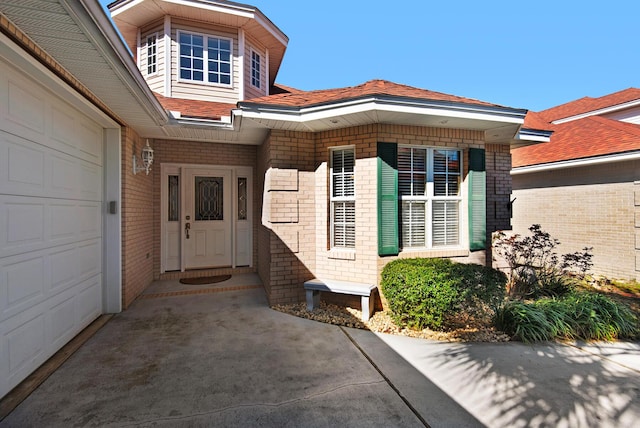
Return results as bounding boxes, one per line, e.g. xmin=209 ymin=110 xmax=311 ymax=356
xmin=0 ymin=0 xmax=542 ymax=397
xmin=512 ymin=89 xmax=640 ymax=281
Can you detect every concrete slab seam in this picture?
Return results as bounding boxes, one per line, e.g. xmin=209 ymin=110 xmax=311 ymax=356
xmin=97 ymin=379 xmax=389 ymax=426
xmin=139 ymin=284 xmax=263 ymax=299
xmin=339 ymin=327 xmax=430 ymax=428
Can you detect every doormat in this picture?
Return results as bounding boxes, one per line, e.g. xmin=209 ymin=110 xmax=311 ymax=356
xmin=179 ymin=275 xmax=231 ymax=285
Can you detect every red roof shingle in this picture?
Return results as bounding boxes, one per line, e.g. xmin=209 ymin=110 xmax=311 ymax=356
xmin=242 ymin=79 xmax=505 ymax=109
xmin=513 ymin=88 xmax=640 ymax=168
xmin=153 ymin=92 xmax=235 ymax=120
xmin=513 ymin=116 xmax=640 ymax=167
xmin=537 ymin=88 xmax=640 ymax=123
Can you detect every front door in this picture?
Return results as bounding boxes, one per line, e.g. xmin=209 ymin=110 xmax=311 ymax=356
xmin=183 ymin=167 xmax=232 ymax=269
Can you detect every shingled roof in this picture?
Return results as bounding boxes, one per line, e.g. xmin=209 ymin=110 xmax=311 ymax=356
xmin=242 ymin=79 xmax=504 ymax=109
xmin=513 ymin=116 xmax=640 ymax=167
xmin=153 ymin=79 xmax=515 ymax=123
xmin=513 ymin=89 xmax=640 ymax=168
xmin=536 ymin=88 xmax=640 ymax=123
xmin=153 ymin=92 xmax=235 ymax=120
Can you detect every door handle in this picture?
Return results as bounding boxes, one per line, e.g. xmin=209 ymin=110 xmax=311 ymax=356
xmin=185 ymin=222 xmax=190 ymax=239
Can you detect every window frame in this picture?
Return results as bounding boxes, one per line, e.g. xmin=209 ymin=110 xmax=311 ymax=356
xmin=398 ymin=145 xmax=463 ymax=250
xmin=146 ymin=33 xmax=158 ymax=76
xmin=330 ymin=146 xmax=356 ymax=250
xmin=250 ymin=49 xmax=261 ymax=89
xmin=176 ymin=30 xmax=233 ymax=87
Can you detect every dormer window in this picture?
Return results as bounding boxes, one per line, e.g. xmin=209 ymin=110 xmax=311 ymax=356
xmin=146 ymin=34 xmax=157 ymax=75
xmin=178 ymin=31 xmax=232 ymax=85
xmin=251 ymin=50 xmax=261 ymax=89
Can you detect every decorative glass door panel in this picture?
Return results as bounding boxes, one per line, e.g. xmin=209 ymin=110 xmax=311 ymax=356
xmin=195 ymin=176 xmax=223 ymax=221
xmin=162 ymin=174 xmax=181 ymax=271
xmin=168 ymin=175 xmax=180 ymax=221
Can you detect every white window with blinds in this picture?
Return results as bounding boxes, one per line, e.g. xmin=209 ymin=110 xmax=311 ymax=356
xmin=330 ymin=147 xmax=356 ymax=249
xmin=398 ymin=146 xmax=461 ymax=248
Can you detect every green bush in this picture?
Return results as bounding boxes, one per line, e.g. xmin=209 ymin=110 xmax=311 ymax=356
xmin=494 ymin=292 xmax=639 ymax=342
xmin=381 ymin=258 xmax=507 ymax=331
xmin=451 ymin=261 xmax=507 ymax=318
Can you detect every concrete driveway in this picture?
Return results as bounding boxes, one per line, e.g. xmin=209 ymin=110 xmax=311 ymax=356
xmin=1 ymin=274 xmax=639 ymax=427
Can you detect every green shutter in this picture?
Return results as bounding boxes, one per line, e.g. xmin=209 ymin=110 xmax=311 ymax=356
xmin=468 ymin=148 xmax=486 ymax=251
xmin=377 ymin=142 xmax=399 ymax=256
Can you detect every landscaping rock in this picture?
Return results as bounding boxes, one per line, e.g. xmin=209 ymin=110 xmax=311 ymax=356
xmin=272 ymin=302 xmax=511 ymax=342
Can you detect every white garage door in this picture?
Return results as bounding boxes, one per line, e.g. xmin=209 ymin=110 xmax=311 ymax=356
xmin=0 ymin=58 xmax=104 ymax=397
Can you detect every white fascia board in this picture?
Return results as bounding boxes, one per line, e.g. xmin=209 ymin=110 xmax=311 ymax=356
xmin=109 ymin=0 xmax=146 ymax=16
xmin=169 ymin=110 xmax=233 ymax=126
xmin=511 ymin=151 xmax=640 ymax=175
xmin=516 ymin=128 xmax=552 ymax=143
xmin=552 ymin=99 xmax=640 ymax=124
xmin=110 ymin=0 xmax=288 ymax=46
xmin=253 ymin=13 xmax=289 ymax=46
xmin=240 ymin=97 xmax=526 ymax=125
xmin=74 ymin=0 xmax=169 ymax=125
xmin=163 ymin=0 xmax=254 ymax=18
xmin=172 ymin=116 xmax=234 ymax=128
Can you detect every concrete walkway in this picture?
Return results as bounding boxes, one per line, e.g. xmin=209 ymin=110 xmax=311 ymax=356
xmin=1 ymin=274 xmax=639 ymax=427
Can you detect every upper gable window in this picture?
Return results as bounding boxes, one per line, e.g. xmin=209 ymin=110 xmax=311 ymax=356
xmin=146 ymin=34 xmax=157 ymax=75
xmin=178 ymin=31 xmax=232 ymax=86
xmin=251 ymin=50 xmax=261 ymax=89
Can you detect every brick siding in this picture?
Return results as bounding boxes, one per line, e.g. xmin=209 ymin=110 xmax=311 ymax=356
xmin=512 ymin=159 xmax=639 ymax=281
xmin=121 ymin=127 xmax=154 ymax=308
xmin=259 ymin=124 xmax=510 ymax=306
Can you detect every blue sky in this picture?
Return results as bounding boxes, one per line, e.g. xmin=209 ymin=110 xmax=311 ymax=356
xmin=100 ymin=0 xmax=639 ymax=112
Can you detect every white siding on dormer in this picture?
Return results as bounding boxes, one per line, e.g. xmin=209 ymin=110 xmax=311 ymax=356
xmin=170 ymin=20 xmax=240 ymax=104
xmin=140 ymin=22 xmax=165 ymax=95
xmin=602 ymin=105 xmax=640 ymax=125
xmin=244 ymin=36 xmax=267 ymax=100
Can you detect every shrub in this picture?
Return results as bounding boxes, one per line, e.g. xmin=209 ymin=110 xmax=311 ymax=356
xmin=493 ymin=300 xmax=555 ymax=342
xmin=493 ymin=224 xmax=593 ymax=299
xmin=494 ymin=292 xmax=639 ymax=342
xmin=381 ymin=258 xmax=507 ymax=331
xmin=452 ymin=261 xmax=507 ymax=318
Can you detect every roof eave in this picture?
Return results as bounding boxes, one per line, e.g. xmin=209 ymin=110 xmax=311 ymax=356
xmin=552 ymin=98 xmax=640 ymax=124
xmin=512 ymin=150 xmax=640 ymax=174
xmin=512 ymin=127 xmax=553 ymax=147
xmin=75 ymin=0 xmax=169 ymax=126
xmin=239 ymin=95 xmax=527 ymax=125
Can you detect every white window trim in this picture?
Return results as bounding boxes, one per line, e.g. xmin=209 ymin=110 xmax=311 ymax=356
xmin=176 ymin=29 xmax=233 ymax=88
xmin=398 ymin=145 xmax=463 ymax=250
xmin=250 ymin=48 xmax=261 ymax=89
xmin=330 ymin=146 xmax=356 ymax=250
xmin=146 ymin=32 xmax=158 ymax=76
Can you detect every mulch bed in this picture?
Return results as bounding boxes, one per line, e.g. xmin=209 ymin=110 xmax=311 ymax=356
xmin=272 ymin=302 xmax=511 ymax=342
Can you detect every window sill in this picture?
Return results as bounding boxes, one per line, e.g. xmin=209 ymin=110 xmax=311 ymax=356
xmin=398 ymin=248 xmax=469 ymax=259
xmin=327 ymin=249 xmax=356 ymax=260
xmin=176 ymin=78 xmax=233 ymax=89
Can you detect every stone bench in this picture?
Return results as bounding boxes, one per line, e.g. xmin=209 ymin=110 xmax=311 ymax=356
xmin=303 ymin=279 xmax=377 ymax=322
